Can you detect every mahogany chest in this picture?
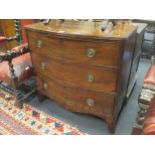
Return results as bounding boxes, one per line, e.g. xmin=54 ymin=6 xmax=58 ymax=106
xmin=25 ymin=20 xmax=137 ymax=133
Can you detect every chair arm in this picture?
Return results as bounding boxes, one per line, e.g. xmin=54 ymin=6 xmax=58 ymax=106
xmin=0 ymin=43 xmax=30 ymax=62
xmin=11 ymin=43 xmax=28 ymax=53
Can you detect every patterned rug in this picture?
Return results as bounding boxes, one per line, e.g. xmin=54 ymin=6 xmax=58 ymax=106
xmin=0 ymin=89 xmax=85 ymax=135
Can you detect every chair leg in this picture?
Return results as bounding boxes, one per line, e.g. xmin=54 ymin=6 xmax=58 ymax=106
xmin=15 ymin=93 xmax=23 ymax=109
xmin=7 ymin=60 xmax=23 ymax=108
xmin=14 ymin=88 xmax=36 ymax=109
xmin=8 ymin=60 xmax=18 ymax=89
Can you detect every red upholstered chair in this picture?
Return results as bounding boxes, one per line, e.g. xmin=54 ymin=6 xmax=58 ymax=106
xmin=140 ymin=58 xmax=155 ymax=134
xmin=0 ymin=43 xmax=33 ymax=86
xmin=0 ymin=19 xmax=34 ymax=108
xmin=132 ymin=56 xmax=155 ymax=134
xmin=143 ymin=56 xmax=155 ymax=90
xmin=142 ymin=96 xmax=155 ymax=134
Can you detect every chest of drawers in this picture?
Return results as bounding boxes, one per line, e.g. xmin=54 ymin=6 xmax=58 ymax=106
xmin=25 ymin=20 xmax=137 ymax=133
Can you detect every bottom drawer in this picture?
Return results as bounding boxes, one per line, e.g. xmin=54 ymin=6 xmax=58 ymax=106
xmin=37 ymin=76 xmax=116 ymax=117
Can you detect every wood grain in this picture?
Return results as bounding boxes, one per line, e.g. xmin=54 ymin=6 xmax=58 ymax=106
xmin=31 ymin=52 xmax=118 ymax=93
xmin=25 ymin=20 xmax=137 ymax=133
xmin=37 ymin=76 xmax=115 ymax=117
xmin=27 ymin=31 xmax=122 ymax=68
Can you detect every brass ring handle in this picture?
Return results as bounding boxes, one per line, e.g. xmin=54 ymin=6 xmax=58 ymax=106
xmin=86 ymin=98 xmax=94 ymax=107
xmin=87 ymin=74 xmax=94 ymax=82
xmin=86 ymin=48 xmax=96 ymax=58
xmin=41 ymin=62 xmax=45 ymax=70
xmin=43 ymin=83 xmax=48 ymax=90
xmin=37 ymin=40 xmax=43 ymax=48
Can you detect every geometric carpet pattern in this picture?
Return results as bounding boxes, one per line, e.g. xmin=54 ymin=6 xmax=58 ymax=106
xmin=0 ymin=89 xmax=86 ymax=135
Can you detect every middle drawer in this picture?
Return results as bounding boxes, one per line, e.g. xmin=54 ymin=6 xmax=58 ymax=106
xmin=31 ymin=53 xmax=118 ymax=93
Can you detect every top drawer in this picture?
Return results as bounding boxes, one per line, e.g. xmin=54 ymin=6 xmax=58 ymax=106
xmin=27 ymin=31 xmax=122 ymax=68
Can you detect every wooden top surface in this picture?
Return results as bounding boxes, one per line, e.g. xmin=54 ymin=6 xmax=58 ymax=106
xmin=25 ymin=20 xmax=137 ymax=40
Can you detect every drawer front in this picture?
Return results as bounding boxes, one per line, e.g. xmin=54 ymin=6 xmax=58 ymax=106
xmin=31 ymin=53 xmax=118 ymax=92
xmin=37 ymin=76 xmax=115 ymax=116
xmin=27 ymin=31 xmax=122 ymax=67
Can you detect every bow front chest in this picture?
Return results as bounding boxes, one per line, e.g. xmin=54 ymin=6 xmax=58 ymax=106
xmin=25 ymin=20 xmax=137 ymax=133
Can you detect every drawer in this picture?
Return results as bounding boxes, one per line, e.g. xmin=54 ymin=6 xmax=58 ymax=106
xmin=37 ymin=76 xmax=115 ymax=116
xmin=27 ymin=31 xmax=122 ymax=67
xmin=31 ymin=53 xmax=118 ymax=92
